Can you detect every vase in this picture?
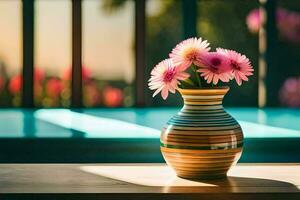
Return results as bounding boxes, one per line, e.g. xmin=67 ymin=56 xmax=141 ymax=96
xmin=160 ymin=87 xmax=243 ymax=179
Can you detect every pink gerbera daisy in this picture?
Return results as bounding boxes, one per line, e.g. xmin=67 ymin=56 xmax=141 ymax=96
xmin=169 ymin=37 xmax=210 ymax=70
xmin=148 ymin=59 xmax=189 ymax=100
xmin=197 ymin=52 xmax=232 ymax=85
xmin=217 ymin=48 xmax=254 ymax=86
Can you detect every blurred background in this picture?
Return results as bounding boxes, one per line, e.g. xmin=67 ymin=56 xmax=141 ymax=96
xmin=0 ymin=0 xmax=299 ymax=108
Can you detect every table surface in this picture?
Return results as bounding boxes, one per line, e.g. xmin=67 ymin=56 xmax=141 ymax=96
xmin=0 ymin=163 xmax=299 ymax=199
xmin=1 ymin=108 xmax=300 ymax=138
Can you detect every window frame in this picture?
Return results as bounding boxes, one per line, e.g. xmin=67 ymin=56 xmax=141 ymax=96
xmin=21 ymin=0 xmax=274 ymax=108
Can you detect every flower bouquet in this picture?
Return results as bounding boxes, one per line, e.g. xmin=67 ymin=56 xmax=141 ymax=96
xmin=149 ymin=37 xmax=254 ymax=179
xmin=149 ymin=37 xmax=253 ymax=99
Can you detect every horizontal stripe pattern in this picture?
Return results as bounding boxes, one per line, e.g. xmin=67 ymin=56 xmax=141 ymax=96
xmin=160 ymin=88 xmax=243 ymax=179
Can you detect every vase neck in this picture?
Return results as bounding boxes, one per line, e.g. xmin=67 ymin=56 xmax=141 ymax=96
xmin=179 ymin=88 xmax=229 ymax=107
xmin=181 ymin=94 xmax=225 ymax=108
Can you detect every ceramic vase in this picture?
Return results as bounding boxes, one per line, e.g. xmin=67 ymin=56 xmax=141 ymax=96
xmin=160 ymin=87 xmax=243 ymax=179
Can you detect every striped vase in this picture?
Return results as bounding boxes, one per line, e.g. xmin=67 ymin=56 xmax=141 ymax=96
xmin=160 ymin=87 xmax=243 ymax=179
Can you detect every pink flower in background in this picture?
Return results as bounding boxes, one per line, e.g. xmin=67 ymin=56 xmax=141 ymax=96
xmin=33 ymin=68 xmax=45 ymax=99
xmin=103 ymin=86 xmax=123 ymax=107
xmin=0 ymin=76 xmax=4 ymax=92
xmin=279 ymin=77 xmax=300 ymax=107
xmin=8 ymin=68 xmax=45 ymax=95
xmin=246 ymin=7 xmax=300 ymax=44
xmin=276 ymin=8 xmax=289 ymax=23
xmin=148 ymin=59 xmax=189 ymax=99
xmin=84 ymin=82 xmax=101 ymax=107
xmin=9 ymin=75 xmax=22 ymax=94
xmin=197 ymin=52 xmax=232 ymax=85
xmin=246 ymin=8 xmax=262 ymax=33
xmin=217 ymin=48 xmax=253 ymax=86
xmin=169 ymin=37 xmax=210 ymax=70
xmin=277 ymin=9 xmax=300 ymax=43
xmin=34 ymin=68 xmax=45 ymax=83
xmin=46 ymin=78 xmax=63 ymax=98
xmin=62 ymin=65 xmax=92 ymax=81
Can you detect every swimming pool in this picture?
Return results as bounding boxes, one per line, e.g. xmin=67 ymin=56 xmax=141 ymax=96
xmin=0 ymin=108 xmax=299 ymax=163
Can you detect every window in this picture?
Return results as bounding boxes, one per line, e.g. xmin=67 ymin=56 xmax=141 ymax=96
xmin=0 ymin=0 xmax=298 ymax=108
xmin=35 ymin=0 xmax=72 ymax=107
xmin=82 ymin=0 xmax=135 ymax=107
xmin=0 ymin=0 xmax=22 ymax=107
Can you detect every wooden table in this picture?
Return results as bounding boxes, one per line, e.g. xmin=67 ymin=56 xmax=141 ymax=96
xmin=0 ymin=163 xmax=299 ymax=199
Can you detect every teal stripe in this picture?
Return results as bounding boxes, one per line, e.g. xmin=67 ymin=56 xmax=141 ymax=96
xmin=180 ymin=111 xmax=224 ymax=114
xmin=160 ymin=142 xmax=243 ymax=150
xmin=183 ymin=108 xmax=224 ymax=112
xmin=169 ymin=118 xmax=235 ymax=123
xmin=168 ymin=127 xmax=241 ymax=131
xmin=185 ymin=104 xmax=222 ymax=107
xmin=173 ymin=115 xmax=230 ymax=119
xmin=168 ymin=121 xmax=237 ymax=126
xmin=167 ymin=122 xmax=239 ymax=127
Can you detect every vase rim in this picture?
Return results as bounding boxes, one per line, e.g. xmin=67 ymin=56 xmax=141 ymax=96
xmin=178 ymin=86 xmax=230 ymax=96
xmin=178 ymin=86 xmax=229 ymax=91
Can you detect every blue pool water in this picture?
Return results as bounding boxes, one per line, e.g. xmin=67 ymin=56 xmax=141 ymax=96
xmin=0 ymin=108 xmax=299 ymax=139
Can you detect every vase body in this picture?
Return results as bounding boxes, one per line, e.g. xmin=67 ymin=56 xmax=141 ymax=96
xmin=160 ymin=87 xmax=243 ymax=179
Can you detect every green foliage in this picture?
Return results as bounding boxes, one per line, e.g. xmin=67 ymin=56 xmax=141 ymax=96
xmin=197 ymin=0 xmax=259 ymax=106
xmin=100 ymin=0 xmax=130 ymax=14
xmin=145 ymin=0 xmax=184 ymax=106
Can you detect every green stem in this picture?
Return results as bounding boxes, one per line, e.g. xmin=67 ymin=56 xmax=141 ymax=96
xmin=182 ymin=78 xmax=196 ymax=87
xmin=193 ymin=65 xmax=202 ymax=87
